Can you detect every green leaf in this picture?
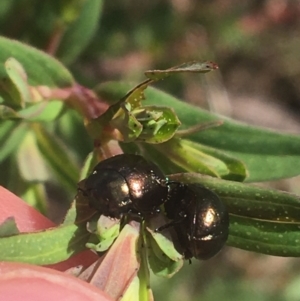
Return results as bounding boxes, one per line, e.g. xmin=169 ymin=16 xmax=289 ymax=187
xmin=16 ymin=131 xmax=50 ymax=182
xmin=34 ymin=125 xmax=80 ymax=190
xmin=132 ymin=106 xmax=181 ymax=143
xmin=55 ymin=109 xmax=93 ymax=160
xmin=188 ymin=141 xmax=247 ymax=181
xmin=147 ymin=229 xmax=183 ymax=260
xmin=96 ymin=81 xmax=300 ymax=182
xmin=145 ymin=61 xmax=218 ymax=80
xmin=123 ymin=81 xmax=149 ymax=109
xmin=94 ymin=80 xmax=151 ymax=130
xmin=86 ymin=215 xmax=120 ymax=252
xmin=0 ymin=105 xmax=19 ymax=119
xmin=228 ymin=215 xmax=300 ymax=257
xmin=124 ymin=143 xmax=184 ymax=175
xmin=4 ymin=57 xmax=31 ymax=108
xmin=21 ymin=184 xmax=48 ymax=214
xmin=169 ymin=173 xmax=300 ymax=257
xmin=109 ymin=106 xmax=143 ymax=142
xmin=145 ymin=215 xmax=183 ymax=277
xmin=0 ymin=99 xmax=64 ymax=123
xmin=122 ymin=276 xmax=141 ymax=301
xmin=151 ymin=138 xmax=247 ymax=180
xmin=0 ymin=121 xmax=28 ymax=163
xmin=79 ymin=151 xmax=98 ymax=180
xmin=95 ymin=79 xmax=180 ymax=144
xmin=57 ymin=0 xmax=103 ymax=65
xmin=0 ymin=217 xmax=20 ymax=237
xmin=0 ymin=36 xmax=74 ymax=87
xmin=0 ymin=223 xmax=90 ymax=265
xmin=18 ymin=100 xmax=66 ymax=122
xmin=147 ymin=233 xmax=183 ymax=277
xmin=109 ymin=105 xmax=180 ymax=143
xmin=62 ymin=191 xmax=95 ymax=226
xmin=154 ymin=138 xmax=228 ymax=177
xmin=172 ymin=173 xmax=300 ymax=221
xmin=0 ymin=1 xmax=14 ymax=20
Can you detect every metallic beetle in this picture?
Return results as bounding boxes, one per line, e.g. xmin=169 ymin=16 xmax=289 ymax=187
xmin=163 ymin=183 xmax=229 ymax=260
xmin=80 ymin=154 xmax=169 ymax=218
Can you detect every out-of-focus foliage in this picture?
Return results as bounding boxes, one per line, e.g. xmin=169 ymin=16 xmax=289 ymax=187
xmin=1 ymin=1 xmax=300 ymax=301
xmin=1 ymin=1 xmax=300 ymax=110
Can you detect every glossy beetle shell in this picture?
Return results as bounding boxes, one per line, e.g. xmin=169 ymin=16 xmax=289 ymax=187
xmin=165 ymin=183 xmax=229 ymax=260
xmin=82 ymin=154 xmax=169 ymax=218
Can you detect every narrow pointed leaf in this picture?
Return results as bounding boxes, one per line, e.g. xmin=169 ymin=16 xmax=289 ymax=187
xmin=153 ymin=138 xmax=230 ymax=178
xmin=95 ymin=80 xmax=151 ymax=128
xmin=34 ymin=126 xmax=80 ymax=190
xmin=17 ymin=131 xmax=50 ymax=181
xmin=122 ymin=80 xmax=150 ymax=109
xmin=18 ymin=100 xmax=65 ymax=122
xmin=0 ymin=223 xmax=90 ymax=265
xmin=168 ymin=139 xmax=247 ymax=181
xmin=4 ymin=57 xmax=31 ymax=108
xmin=0 ymin=96 xmax=65 ymax=123
xmin=228 ymin=215 xmax=300 ymax=257
xmin=0 ymin=121 xmax=28 ymax=163
xmin=145 ymin=61 xmax=218 ymax=80
xmin=79 ymin=151 xmax=98 ymax=180
xmin=57 ymin=0 xmax=104 ymax=65
xmin=0 ymin=36 xmax=74 ymax=87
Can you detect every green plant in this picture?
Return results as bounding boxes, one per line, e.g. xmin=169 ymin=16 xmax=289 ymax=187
xmin=1 ymin=1 xmax=300 ymax=301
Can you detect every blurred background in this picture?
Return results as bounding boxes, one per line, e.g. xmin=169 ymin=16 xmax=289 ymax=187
xmin=1 ymin=0 xmax=300 ymax=300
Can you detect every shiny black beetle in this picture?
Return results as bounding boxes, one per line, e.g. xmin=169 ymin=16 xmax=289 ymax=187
xmin=161 ymin=182 xmax=229 ymax=260
xmin=80 ymin=154 xmax=169 ymax=218
xmin=80 ymin=154 xmax=229 ymax=260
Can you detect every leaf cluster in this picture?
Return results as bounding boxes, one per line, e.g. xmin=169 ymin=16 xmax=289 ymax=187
xmin=0 ymin=2 xmax=300 ymax=300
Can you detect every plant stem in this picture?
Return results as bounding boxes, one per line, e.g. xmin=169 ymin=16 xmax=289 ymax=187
xmin=138 ymin=221 xmax=154 ymax=301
